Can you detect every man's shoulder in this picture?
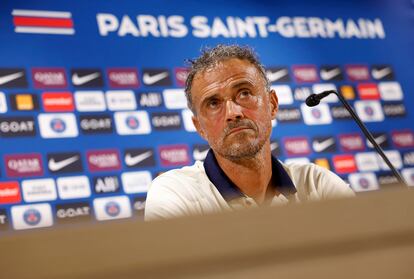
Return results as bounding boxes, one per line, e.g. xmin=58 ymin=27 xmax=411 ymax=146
xmin=150 ymin=161 xmax=208 ymax=194
xmin=280 ymin=160 xmax=325 ymax=178
xmin=145 ymin=161 xmax=220 ymax=221
xmin=281 ymin=161 xmax=355 ymax=199
xmin=153 ymin=161 xmax=205 ymax=183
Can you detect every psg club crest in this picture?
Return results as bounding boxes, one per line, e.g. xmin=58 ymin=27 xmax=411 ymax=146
xmin=358 ymin=177 xmax=370 ymax=189
xmin=50 ymin=118 xmax=66 ymax=133
xmin=104 ymin=201 xmax=120 ymax=217
xmin=23 ymin=208 xmax=42 ymax=226
xmin=311 ymin=108 xmax=322 ymax=119
xmin=125 ymin=116 xmax=140 ymax=129
xmin=364 ymin=106 xmax=375 ymax=116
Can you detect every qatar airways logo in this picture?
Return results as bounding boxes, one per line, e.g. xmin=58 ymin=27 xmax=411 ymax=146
xmin=159 ymin=145 xmax=190 ymax=166
xmin=292 ymin=65 xmax=319 ymax=83
xmin=96 ymin=14 xmax=385 ymax=39
xmin=392 ymin=131 xmax=414 ymax=148
xmin=32 ymin=68 xmax=67 ymax=88
xmin=107 ymin=68 xmax=139 ymax=88
xmin=174 ymin=68 xmax=189 ymax=87
xmin=345 ymin=65 xmax=370 ymax=81
xmin=5 ymin=154 xmax=43 ymax=177
xmin=283 ymin=137 xmax=311 ymax=156
xmin=339 ymin=134 xmax=365 ymax=152
xmin=87 ymin=149 xmax=121 ymax=172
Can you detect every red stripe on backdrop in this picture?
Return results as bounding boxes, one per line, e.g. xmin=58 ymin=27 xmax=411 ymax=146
xmin=13 ymin=16 xmax=73 ymax=28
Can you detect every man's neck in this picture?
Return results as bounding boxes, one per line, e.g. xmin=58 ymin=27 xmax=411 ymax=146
xmin=214 ymin=142 xmax=273 ymax=204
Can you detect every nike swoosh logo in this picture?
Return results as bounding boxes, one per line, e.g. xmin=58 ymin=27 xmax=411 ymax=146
xmin=125 ymin=151 xmax=153 ymax=166
xmin=367 ymin=135 xmax=387 ymax=148
xmin=372 ymin=68 xmax=391 ymax=80
xmin=143 ymin=72 xmax=169 ymax=85
xmin=193 ymin=149 xmax=208 ymax=161
xmin=266 ymin=69 xmax=288 ymax=82
xmin=49 ymin=155 xmax=79 ymax=171
xmin=312 ymin=138 xmax=335 ymax=152
xmin=72 ymin=72 xmax=100 ymax=85
xmin=0 ymin=72 xmax=24 ymax=85
xmin=320 ymin=68 xmax=341 ymax=80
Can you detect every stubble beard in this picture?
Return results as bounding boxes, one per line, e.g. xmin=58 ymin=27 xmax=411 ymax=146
xmin=210 ymin=120 xmax=270 ymax=162
xmin=222 ymin=134 xmax=264 ymax=161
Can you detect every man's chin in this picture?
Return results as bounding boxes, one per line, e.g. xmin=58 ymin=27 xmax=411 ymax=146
xmin=220 ymin=142 xmax=262 ymax=160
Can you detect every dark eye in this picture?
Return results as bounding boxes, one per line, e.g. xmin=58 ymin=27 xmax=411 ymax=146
xmin=239 ymin=90 xmax=251 ymax=99
xmin=207 ymin=98 xmax=220 ymax=109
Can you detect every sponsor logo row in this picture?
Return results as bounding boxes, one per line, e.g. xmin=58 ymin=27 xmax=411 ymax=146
xmin=0 ymin=195 xmax=146 ymax=231
xmin=0 ymin=90 xmax=177 ymax=113
xmin=0 ymin=111 xmax=192 ymax=138
xmin=0 ymin=81 xmax=404 ymax=116
xmin=0 ymin=64 xmax=397 ymax=89
xmin=0 ymin=172 xmax=150 ymax=205
xmin=275 ymin=150 xmax=414 ymax=175
xmin=0 ymin=67 xmax=187 ymax=89
xmin=0 ymin=131 xmax=412 ymax=178
xmin=2 ymin=167 xmax=414 ymax=231
xmin=0 ymin=145 xmax=192 ymax=179
xmin=277 ymin=101 xmax=405 ymax=125
xmin=272 ymin=82 xmax=404 ymax=105
xmin=348 ymin=169 xmax=414 ymax=192
xmin=0 ymin=102 xmax=407 ymax=140
xmin=270 ymin=131 xmax=414 ymax=157
xmin=266 ymin=65 xmax=396 ymax=83
xmin=0 ymin=129 xmax=412 ymax=173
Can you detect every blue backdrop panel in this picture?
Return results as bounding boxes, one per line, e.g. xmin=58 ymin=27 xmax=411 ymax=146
xmin=0 ymin=0 xmax=413 ymax=232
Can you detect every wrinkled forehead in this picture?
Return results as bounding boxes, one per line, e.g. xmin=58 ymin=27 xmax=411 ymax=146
xmin=192 ymin=58 xmax=263 ymax=88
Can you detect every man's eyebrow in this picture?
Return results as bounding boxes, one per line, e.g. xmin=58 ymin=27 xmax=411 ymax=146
xmin=198 ymin=81 xmax=255 ymax=104
xmin=231 ymin=81 xmax=254 ymax=88
xmin=200 ymin=93 xmax=220 ymax=104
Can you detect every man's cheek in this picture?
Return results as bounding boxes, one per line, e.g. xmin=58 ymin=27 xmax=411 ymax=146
xmin=203 ymin=122 xmax=222 ymax=138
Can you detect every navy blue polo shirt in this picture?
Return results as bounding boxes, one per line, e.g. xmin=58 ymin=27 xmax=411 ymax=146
xmin=203 ymin=149 xmax=297 ymax=201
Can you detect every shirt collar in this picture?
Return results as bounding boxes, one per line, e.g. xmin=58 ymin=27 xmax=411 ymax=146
xmin=203 ymin=149 xmax=297 ymax=201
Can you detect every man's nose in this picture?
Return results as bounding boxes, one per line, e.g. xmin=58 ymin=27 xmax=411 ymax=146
xmin=225 ymin=99 xmax=243 ymax=122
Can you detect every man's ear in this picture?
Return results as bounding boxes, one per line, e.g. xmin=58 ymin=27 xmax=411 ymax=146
xmin=192 ymin=114 xmax=206 ymax=140
xmin=269 ymin=89 xmax=278 ymax=119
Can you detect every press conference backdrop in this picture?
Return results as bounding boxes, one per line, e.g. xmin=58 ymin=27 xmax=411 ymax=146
xmin=0 ymin=0 xmax=413 ymax=232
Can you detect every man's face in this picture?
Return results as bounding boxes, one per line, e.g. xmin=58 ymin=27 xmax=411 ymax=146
xmin=191 ymin=58 xmax=278 ymax=160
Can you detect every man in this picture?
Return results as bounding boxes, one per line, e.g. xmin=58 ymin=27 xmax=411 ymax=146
xmin=145 ymin=44 xmax=354 ymax=221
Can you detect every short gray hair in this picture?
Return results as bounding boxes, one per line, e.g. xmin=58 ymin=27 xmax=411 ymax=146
xmin=184 ymin=44 xmax=270 ymax=113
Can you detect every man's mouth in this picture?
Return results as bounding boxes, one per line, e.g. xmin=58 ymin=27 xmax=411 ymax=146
xmin=227 ymin=126 xmax=252 ymax=135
